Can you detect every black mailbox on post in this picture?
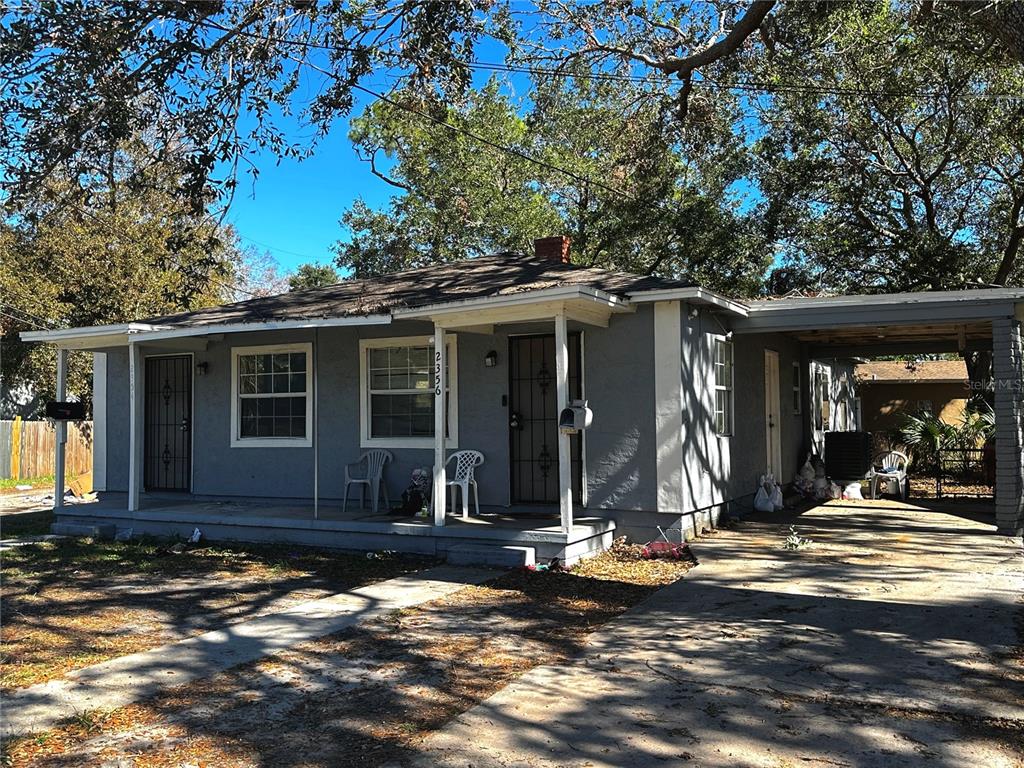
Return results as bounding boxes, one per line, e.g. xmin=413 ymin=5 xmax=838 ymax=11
xmin=45 ymin=401 xmax=87 ymax=420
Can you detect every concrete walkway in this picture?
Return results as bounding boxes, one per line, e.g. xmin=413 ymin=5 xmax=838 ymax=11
xmin=1 ymin=565 xmax=492 ymax=738
xmin=419 ymin=500 xmax=1024 ymax=768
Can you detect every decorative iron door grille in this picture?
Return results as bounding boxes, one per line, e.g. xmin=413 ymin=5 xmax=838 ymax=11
xmin=508 ymin=334 xmax=582 ymax=504
xmin=144 ymin=355 xmax=192 ymax=492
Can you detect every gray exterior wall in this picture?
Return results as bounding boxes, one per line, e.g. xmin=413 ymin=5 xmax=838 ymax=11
xmin=100 ymin=310 xmax=659 ymax=511
xmin=678 ymin=304 xmax=806 ymax=512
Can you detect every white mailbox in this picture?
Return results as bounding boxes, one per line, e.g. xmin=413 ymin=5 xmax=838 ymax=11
xmin=559 ymin=399 xmax=593 ymax=434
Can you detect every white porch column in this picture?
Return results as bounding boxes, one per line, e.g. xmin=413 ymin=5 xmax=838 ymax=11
xmin=92 ymin=352 xmax=107 ymax=491
xmin=993 ymin=315 xmax=1024 ymax=536
xmin=53 ymin=348 xmax=68 ymax=511
xmin=555 ymin=312 xmax=573 ymax=533
xmin=127 ymin=342 xmax=144 ymax=512
xmin=432 ymin=325 xmax=447 ymax=526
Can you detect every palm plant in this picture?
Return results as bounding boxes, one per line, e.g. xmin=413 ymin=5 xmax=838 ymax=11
xmin=899 ymin=403 xmax=996 ymax=475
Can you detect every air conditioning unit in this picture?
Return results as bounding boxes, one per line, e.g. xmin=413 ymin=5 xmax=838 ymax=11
xmin=824 ymin=431 xmax=874 ymax=480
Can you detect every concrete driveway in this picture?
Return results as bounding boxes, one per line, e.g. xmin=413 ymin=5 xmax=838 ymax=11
xmin=418 ymin=499 xmax=1024 ymax=767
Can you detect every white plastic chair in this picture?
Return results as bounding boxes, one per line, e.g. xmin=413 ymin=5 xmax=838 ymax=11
xmin=342 ymin=449 xmax=392 ymax=515
xmin=445 ymin=450 xmax=484 ymax=519
xmin=869 ymin=450 xmax=908 ymax=500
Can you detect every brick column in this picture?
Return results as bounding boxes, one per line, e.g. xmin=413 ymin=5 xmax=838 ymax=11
xmin=992 ymin=316 xmax=1024 ymax=536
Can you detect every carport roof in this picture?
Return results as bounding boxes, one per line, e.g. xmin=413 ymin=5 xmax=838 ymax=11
xmin=734 ymin=287 xmax=1024 ymax=356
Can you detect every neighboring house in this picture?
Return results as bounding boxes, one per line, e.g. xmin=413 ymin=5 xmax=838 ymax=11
xmin=22 ymin=238 xmax=1024 ymax=559
xmin=856 ymin=360 xmax=969 ymax=434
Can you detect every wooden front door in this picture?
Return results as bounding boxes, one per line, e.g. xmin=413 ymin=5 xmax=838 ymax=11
xmin=508 ymin=334 xmax=583 ymax=504
xmin=144 ymin=355 xmax=192 ymax=492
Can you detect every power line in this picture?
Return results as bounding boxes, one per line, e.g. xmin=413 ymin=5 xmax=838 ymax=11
xmin=0 ymin=307 xmax=52 ymax=331
xmin=0 ymin=301 xmax=59 ymax=329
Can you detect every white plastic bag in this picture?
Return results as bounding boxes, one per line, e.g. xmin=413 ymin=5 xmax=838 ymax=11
xmin=799 ymin=456 xmax=815 ymax=482
xmin=769 ymin=483 xmax=784 ymax=510
xmin=843 ymin=482 xmax=863 ymax=500
xmin=753 ymin=475 xmax=774 ymax=512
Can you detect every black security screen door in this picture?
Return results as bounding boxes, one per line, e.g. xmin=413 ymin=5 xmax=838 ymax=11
xmin=509 ymin=334 xmax=582 ymax=504
xmin=144 ymin=355 xmax=192 ymax=492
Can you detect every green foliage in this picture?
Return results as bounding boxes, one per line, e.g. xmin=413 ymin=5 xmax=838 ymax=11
xmin=288 ymin=263 xmax=340 ymax=290
xmin=898 ymin=403 xmax=996 ymax=469
xmin=754 ymin=4 xmax=1024 ymax=293
xmin=336 ymin=77 xmax=769 ymax=294
xmin=0 ymin=146 xmax=241 ymax=415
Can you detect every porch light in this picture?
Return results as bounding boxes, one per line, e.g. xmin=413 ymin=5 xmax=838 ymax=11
xmin=196 ymin=361 xmax=209 ymax=376
xmin=484 ymin=350 xmax=498 ymax=368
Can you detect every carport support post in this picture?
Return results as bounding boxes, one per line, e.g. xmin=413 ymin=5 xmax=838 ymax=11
xmin=432 ymin=325 xmax=447 ymax=527
xmin=127 ymin=342 xmax=143 ymax=513
xmin=993 ymin=316 xmax=1024 ymax=536
xmin=53 ymin=348 xmax=68 ymax=511
xmin=555 ymin=312 xmax=573 ymax=534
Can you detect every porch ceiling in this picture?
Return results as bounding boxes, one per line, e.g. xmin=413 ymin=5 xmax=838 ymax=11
xmin=796 ymin=320 xmax=993 ymax=357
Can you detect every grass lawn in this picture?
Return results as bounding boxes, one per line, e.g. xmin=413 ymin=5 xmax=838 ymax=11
xmin=1 ymin=539 xmax=695 ymax=768
xmin=0 ymin=537 xmax=432 ymax=691
xmin=0 ymin=476 xmax=59 ymax=492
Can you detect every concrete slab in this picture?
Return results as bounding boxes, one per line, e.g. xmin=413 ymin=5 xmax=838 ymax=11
xmin=1 ymin=565 xmax=494 ymax=738
xmin=418 ymin=500 xmax=1024 ymax=767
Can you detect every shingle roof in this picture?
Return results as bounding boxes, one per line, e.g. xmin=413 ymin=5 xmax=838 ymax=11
xmin=144 ymin=253 xmax=692 ymax=328
xmin=855 ymin=360 xmax=968 ymax=383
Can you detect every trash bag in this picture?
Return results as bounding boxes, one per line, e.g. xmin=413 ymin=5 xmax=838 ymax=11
xmin=843 ymin=482 xmax=864 ymax=500
xmin=799 ymin=455 xmax=815 ymax=482
xmin=769 ymin=483 xmax=784 ymax=510
xmin=753 ymin=475 xmax=775 ymax=512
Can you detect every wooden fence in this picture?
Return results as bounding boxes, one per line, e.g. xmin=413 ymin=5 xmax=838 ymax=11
xmin=0 ymin=419 xmax=93 ymax=481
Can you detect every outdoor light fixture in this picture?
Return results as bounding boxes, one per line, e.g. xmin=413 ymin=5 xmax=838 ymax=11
xmin=196 ymin=361 xmax=209 ymax=377
xmin=484 ymin=350 xmax=498 ymax=368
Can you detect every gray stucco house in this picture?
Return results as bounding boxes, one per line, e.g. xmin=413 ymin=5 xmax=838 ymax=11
xmin=24 ymin=238 xmax=1024 ymax=563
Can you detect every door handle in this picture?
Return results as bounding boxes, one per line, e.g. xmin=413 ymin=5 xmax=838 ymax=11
xmin=181 ymin=416 xmax=190 ymax=433
xmin=509 ymin=411 xmax=522 ymax=430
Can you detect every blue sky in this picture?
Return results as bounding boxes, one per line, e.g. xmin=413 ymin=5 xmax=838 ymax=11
xmin=224 ymin=104 xmax=391 ymax=273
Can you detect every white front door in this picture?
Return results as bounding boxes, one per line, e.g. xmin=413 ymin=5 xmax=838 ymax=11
xmin=764 ymin=350 xmax=783 ymax=478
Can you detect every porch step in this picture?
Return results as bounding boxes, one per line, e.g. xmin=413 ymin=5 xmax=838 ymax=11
xmin=51 ymin=521 xmax=117 ymax=540
xmin=445 ymin=544 xmax=536 ymax=568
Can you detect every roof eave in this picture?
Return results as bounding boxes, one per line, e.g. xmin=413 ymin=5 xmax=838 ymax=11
xmin=626 ymin=287 xmax=750 ymax=317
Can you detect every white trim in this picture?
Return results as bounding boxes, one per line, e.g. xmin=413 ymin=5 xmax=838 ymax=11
xmin=791 ymin=360 xmax=802 ymax=416
xmin=20 ymin=322 xmax=159 ymax=345
xmin=578 ymin=329 xmax=588 ymax=509
xmin=132 ymin=316 xmax=391 ymax=343
xmin=358 ymin=334 xmax=459 ymax=449
xmin=433 ymin=326 xmax=447 ymax=526
xmin=127 ymin=343 xmax=144 ymax=511
xmin=712 ymin=337 xmax=735 ymax=437
xmin=628 ymin=287 xmax=750 ymax=317
xmin=230 ymin=342 xmax=314 ymax=448
xmin=554 ymin=313 xmax=573 ymax=533
xmin=92 ymin=352 xmax=107 ymax=492
xmin=654 ymin=301 xmax=684 ymax=514
xmin=53 ymin=349 xmax=68 ymax=511
xmin=394 ymin=285 xmax=632 ymax=321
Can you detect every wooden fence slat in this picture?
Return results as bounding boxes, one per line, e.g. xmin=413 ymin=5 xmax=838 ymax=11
xmin=1 ymin=421 xmax=93 ymax=480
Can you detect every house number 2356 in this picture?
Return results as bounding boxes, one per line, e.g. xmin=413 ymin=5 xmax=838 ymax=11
xmin=434 ymin=351 xmax=442 ymax=396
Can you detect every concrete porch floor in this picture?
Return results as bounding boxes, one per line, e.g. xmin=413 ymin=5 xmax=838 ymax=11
xmin=54 ymin=492 xmax=617 ymax=565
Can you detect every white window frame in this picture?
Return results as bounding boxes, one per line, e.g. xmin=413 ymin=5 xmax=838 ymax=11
xmin=359 ymin=335 xmax=459 ymax=449
xmin=230 ymin=342 xmax=313 ymax=448
xmin=713 ymin=337 xmax=734 ymax=437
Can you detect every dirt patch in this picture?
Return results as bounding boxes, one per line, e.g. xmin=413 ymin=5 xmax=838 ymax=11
xmin=0 ymin=538 xmax=431 ymax=690
xmin=1 ymin=545 xmax=693 ymax=767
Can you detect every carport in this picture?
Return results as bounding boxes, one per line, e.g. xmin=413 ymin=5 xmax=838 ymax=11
xmin=731 ymin=288 xmax=1024 ymax=536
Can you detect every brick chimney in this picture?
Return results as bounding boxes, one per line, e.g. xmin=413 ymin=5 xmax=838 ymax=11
xmin=534 ymin=235 xmax=571 ymax=264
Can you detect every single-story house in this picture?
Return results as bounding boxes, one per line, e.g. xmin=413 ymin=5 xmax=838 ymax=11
xmin=23 ymin=238 xmax=1024 ymax=563
xmin=856 ymin=360 xmax=970 ymax=434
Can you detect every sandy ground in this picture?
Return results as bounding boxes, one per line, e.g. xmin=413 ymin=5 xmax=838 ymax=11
xmin=419 ymin=499 xmax=1024 ymax=768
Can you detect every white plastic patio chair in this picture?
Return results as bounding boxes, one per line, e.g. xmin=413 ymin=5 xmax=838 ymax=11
xmin=342 ymin=449 xmax=392 ymax=515
xmin=869 ymin=450 xmax=909 ymax=500
xmin=445 ymin=450 xmax=484 ymax=519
